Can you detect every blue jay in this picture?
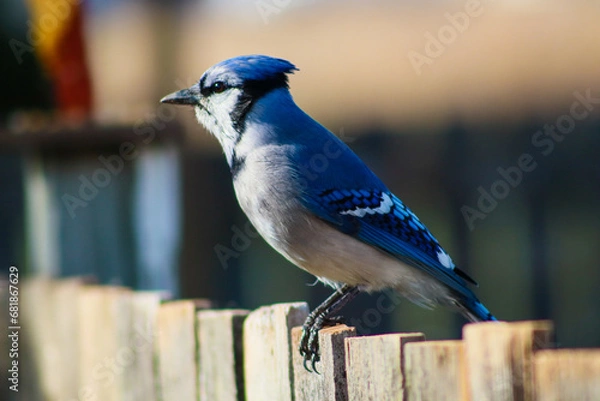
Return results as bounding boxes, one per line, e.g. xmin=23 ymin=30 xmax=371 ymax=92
xmin=161 ymin=55 xmax=497 ymax=369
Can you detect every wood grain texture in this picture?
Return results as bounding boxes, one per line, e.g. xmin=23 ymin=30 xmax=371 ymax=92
xmin=197 ymin=309 xmax=249 ymax=401
xmin=292 ymin=324 xmax=357 ymax=401
xmin=78 ymin=285 xmax=133 ymax=401
xmin=51 ymin=278 xmax=86 ymax=401
xmin=123 ymin=291 xmax=165 ymax=401
xmin=404 ymin=340 xmax=468 ymax=401
xmin=22 ymin=278 xmax=58 ymax=401
xmin=346 ymin=332 xmax=425 ymax=401
xmin=463 ymin=320 xmax=554 ymax=401
xmin=534 ymin=349 xmax=600 ymax=401
xmin=156 ymin=299 xmax=212 ymax=401
xmin=243 ymin=302 xmax=309 ymax=401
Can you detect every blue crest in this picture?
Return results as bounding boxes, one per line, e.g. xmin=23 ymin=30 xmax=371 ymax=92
xmin=201 ymin=55 xmax=298 ymax=87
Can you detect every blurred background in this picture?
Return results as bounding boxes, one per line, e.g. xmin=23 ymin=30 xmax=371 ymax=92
xmin=1 ymin=0 xmax=599 ymax=367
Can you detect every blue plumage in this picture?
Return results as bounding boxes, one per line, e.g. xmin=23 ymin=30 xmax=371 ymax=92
xmin=305 ymin=187 xmax=488 ymax=305
xmin=200 ymin=55 xmax=298 ymax=89
xmin=161 ymin=55 xmax=498 ymax=368
xmin=217 ymin=55 xmax=297 ymax=79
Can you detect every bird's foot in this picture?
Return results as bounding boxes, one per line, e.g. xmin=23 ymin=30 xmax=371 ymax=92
xmin=299 ymin=314 xmax=346 ymax=372
xmin=298 ymin=285 xmax=360 ymax=373
xmin=298 ymin=316 xmax=323 ymax=373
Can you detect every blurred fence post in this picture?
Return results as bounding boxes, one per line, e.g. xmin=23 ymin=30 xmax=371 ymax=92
xmin=534 ymin=349 xmax=600 ymax=401
xmin=463 ymin=320 xmax=554 ymax=401
xmin=125 ymin=291 xmax=165 ymax=401
xmin=77 ymin=285 xmax=133 ymax=401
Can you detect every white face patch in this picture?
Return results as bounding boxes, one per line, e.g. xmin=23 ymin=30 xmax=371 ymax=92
xmin=340 ymin=192 xmax=394 ymax=218
xmin=436 ymin=249 xmax=455 ymax=269
xmin=195 ymin=89 xmax=244 ymax=166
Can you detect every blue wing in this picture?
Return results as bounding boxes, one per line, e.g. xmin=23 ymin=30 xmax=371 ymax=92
xmin=303 ymin=187 xmax=479 ymax=296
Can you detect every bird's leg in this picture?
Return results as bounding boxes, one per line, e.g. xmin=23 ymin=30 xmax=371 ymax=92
xmin=299 ymin=284 xmax=360 ymax=372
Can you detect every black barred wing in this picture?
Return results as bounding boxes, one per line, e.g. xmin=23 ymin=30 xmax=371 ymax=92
xmin=306 ymin=188 xmax=477 ymax=289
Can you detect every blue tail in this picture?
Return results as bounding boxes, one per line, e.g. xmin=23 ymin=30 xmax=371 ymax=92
xmin=456 ymin=298 xmax=497 ymax=322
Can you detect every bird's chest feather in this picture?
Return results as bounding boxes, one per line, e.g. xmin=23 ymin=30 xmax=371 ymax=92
xmin=231 ymin=146 xmax=304 ymax=247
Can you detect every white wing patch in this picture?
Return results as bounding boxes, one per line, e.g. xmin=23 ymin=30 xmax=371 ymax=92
xmin=436 ymin=249 xmax=455 ymax=270
xmin=340 ymin=192 xmax=394 ymax=218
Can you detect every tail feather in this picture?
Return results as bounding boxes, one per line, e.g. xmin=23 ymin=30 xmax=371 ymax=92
xmin=455 ymin=298 xmax=497 ymax=322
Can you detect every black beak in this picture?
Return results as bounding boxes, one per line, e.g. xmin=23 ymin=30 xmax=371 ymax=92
xmin=160 ymin=88 xmax=198 ymax=105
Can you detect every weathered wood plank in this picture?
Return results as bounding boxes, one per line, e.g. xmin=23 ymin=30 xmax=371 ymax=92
xmin=51 ymin=278 xmax=87 ymax=401
xmin=534 ymin=349 xmax=600 ymax=401
xmin=404 ymin=340 xmax=468 ymax=401
xmin=292 ymin=324 xmax=357 ymax=401
xmin=156 ymin=299 xmax=212 ymax=401
xmin=78 ymin=285 xmax=133 ymax=401
xmin=197 ymin=309 xmax=250 ymax=401
xmin=243 ymin=302 xmax=309 ymax=401
xmin=463 ymin=320 xmax=553 ymax=401
xmin=346 ymin=332 xmax=425 ymax=401
xmin=21 ymin=278 xmax=56 ymax=400
xmin=123 ymin=291 xmax=165 ymax=401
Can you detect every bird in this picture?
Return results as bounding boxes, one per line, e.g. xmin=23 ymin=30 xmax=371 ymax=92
xmin=161 ymin=54 xmax=497 ymax=370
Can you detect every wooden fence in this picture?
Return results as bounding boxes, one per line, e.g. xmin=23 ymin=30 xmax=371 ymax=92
xmin=20 ymin=277 xmax=600 ymax=401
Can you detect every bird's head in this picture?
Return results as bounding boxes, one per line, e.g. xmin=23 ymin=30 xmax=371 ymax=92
xmin=161 ymin=55 xmax=298 ymax=151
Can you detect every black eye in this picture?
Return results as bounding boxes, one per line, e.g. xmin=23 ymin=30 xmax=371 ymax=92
xmin=211 ymin=81 xmax=227 ymax=94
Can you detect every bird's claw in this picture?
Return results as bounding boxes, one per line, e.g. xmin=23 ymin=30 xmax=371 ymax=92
xmin=298 ymin=285 xmax=359 ymax=373
xmin=299 ymin=315 xmax=345 ymax=373
xmin=299 ymin=318 xmax=322 ymax=373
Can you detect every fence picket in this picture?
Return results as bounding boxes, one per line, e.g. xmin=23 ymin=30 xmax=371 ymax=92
xmin=404 ymin=340 xmax=468 ymax=401
xmin=346 ymin=332 xmax=425 ymax=401
xmin=20 ymin=279 xmax=600 ymax=401
xmin=463 ymin=320 xmax=554 ymax=401
xmin=77 ymin=285 xmax=133 ymax=401
xmin=52 ymin=278 xmax=87 ymax=401
xmin=292 ymin=324 xmax=356 ymax=401
xmin=197 ymin=309 xmax=249 ymax=401
xmin=534 ymin=349 xmax=600 ymax=401
xmin=243 ymin=302 xmax=308 ymax=401
xmin=125 ymin=291 xmax=165 ymax=401
xmin=156 ymin=299 xmax=212 ymax=401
